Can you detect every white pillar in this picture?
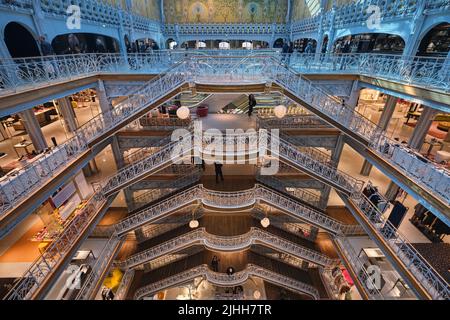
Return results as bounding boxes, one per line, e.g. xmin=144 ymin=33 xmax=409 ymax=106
xmin=320 ymin=134 xmax=344 ymax=207
xmin=408 ymin=106 xmax=439 ymax=151
xmin=97 ymin=80 xmax=113 ymax=114
xmin=18 ymin=109 xmax=48 ymax=152
xmin=360 ymin=95 xmax=397 ymax=176
xmin=345 ymin=80 xmax=360 ymax=110
xmin=56 ymin=97 xmax=78 ymax=132
xmin=111 ymin=136 xmax=135 ymax=211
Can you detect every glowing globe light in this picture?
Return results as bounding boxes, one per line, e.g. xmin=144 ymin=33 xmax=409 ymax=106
xmin=189 ymin=219 xmax=199 ymax=229
xmin=274 ymin=105 xmax=287 ymax=119
xmin=177 ymin=106 xmax=190 ymax=119
xmin=260 ymin=217 xmax=270 ymax=228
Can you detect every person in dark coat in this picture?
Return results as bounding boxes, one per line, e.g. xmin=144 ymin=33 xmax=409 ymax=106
xmin=248 ymin=94 xmax=257 ymax=117
xmin=214 ymin=162 xmax=224 ymax=183
xmin=39 ymin=36 xmax=54 ymax=56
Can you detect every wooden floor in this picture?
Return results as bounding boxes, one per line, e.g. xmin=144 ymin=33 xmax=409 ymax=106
xmin=116 ymin=240 xmax=138 ymax=261
xmin=201 ymin=175 xmax=256 ymax=191
xmin=325 ymin=206 xmax=359 ymax=225
xmin=0 ymin=219 xmax=44 ymax=263
xmin=202 ymin=213 xmax=254 ymax=236
xmin=97 ymin=207 xmax=129 ymax=226
xmin=315 ymin=232 xmax=339 ymax=259
xmin=264 ymin=281 xmax=312 ymax=300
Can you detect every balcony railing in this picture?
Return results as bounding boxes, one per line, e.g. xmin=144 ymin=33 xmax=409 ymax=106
xmin=349 ymin=194 xmax=450 ymax=300
xmin=2 ymin=52 xmax=448 ymax=97
xmin=115 ymin=184 xmax=362 ymax=237
xmin=256 ymin=173 xmax=325 ymax=210
xmin=134 ymin=264 xmax=319 ymax=300
xmin=0 ymin=59 xmax=188 ymax=221
xmin=120 ymin=227 xmax=337 ymax=270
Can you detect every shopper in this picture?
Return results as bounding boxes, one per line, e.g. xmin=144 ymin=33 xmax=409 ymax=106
xmin=211 ymin=256 xmax=220 ymax=272
xmin=39 ymin=36 xmax=54 ymax=56
xmin=95 ymin=38 xmax=107 ymax=53
xmin=248 ymin=94 xmax=257 ymax=117
xmin=67 ymin=33 xmax=81 ymax=54
xmin=214 ymin=162 xmax=224 ymax=183
xmin=226 ymin=266 xmax=235 ymax=276
xmin=305 ymin=42 xmax=314 ymax=54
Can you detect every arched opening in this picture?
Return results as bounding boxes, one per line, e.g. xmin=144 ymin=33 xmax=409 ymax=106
xmin=51 ymin=33 xmax=120 ymax=54
xmin=293 ymin=38 xmax=317 ymax=53
xmin=333 ymin=33 xmax=405 ymax=54
xmin=166 ymin=38 xmax=177 ymax=49
xmin=134 ymin=38 xmax=159 ymax=53
xmin=273 ymin=38 xmax=285 ymax=48
xmin=4 ymin=22 xmax=40 ymax=58
xmin=417 ymin=23 xmax=450 ymax=57
xmin=218 ymin=41 xmax=230 ymax=50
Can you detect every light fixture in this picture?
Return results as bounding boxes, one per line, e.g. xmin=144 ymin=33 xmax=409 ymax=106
xmin=197 ymin=41 xmax=207 ymax=48
xmin=253 ymin=290 xmax=261 ymax=299
xmin=273 ymin=105 xmax=287 ymax=119
xmin=176 ymin=106 xmax=190 ymax=119
xmin=242 ymin=41 xmax=253 ymax=50
xmin=260 ymin=217 xmax=270 ymax=228
xmin=189 ymin=219 xmax=199 ymax=229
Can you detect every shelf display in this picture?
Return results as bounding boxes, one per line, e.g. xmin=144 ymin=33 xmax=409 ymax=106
xmin=32 ymin=199 xmax=87 ymax=242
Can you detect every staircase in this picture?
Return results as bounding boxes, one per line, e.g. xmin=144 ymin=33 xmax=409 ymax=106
xmin=133 ymin=251 xmax=320 ymax=300
xmin=119 ymin=227 xmax=337 ymax=270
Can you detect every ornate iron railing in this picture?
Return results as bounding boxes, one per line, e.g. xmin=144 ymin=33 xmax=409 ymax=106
xmin=349 ymin=194 xmax=450 ymax=300
xmin=257 ymin=114 xmax=330 ymax=130
xmin=114 ymin=184 xmax=359 ymax=237
xmin=269 ymin=60 xmax=450 ymax=204
xmin=252 ymin=208 xmax=318 ymax=242
xmin=256 ymin=173 xmax=325 ymax=210
xmin=120 ymin=227 xmax=337 ymax=270
xmin=114 ymin=185 xmax=201 ymax=236
xmin=137 ymin=116 xmax=192 ymax=130
xmin=134 ymin=264 xmax=319 ymax=300
xmin=4 ymin=140 xmax=193 ymax=300
xmin=268 ymin=133 xmax=364 ymax=194
xmin=113 ymin=269 xmax=135 ymax=300
xmin=288 ymin=53 xmax=450 ymax=92
xmin=163 ymin=24 xmax=288 ymax=37
xmin=131 ymin=168 xmax=202 ymax=211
